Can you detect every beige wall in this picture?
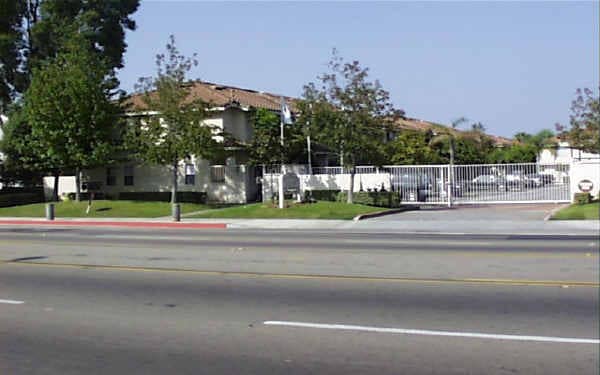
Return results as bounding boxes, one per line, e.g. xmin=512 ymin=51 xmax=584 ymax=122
xmin=262 ymin=172 xmax=391 ymax=201
xmin=84 ymin=161 xmax=251 ymax=204
xmin=43 ymin=176 xmax=77 ymax=200
xmin=570 ymin=160 xmax=600 ymax=201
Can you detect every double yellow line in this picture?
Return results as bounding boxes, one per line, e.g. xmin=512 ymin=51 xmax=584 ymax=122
xmin=2 ymin=260 xmax=598 ymax=287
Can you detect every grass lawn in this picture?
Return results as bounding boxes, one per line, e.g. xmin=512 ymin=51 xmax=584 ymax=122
xmin=188 ymin=201 xmax=388 ymax=220
xmin=551 ymin=202 xmax=600 ymax=220
xmin=0 ymin=200 xmax=212 ymax=218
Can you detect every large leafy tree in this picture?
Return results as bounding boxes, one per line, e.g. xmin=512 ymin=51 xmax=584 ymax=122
xmin=247 ymin=108 xmax=305 ymax=166
xmin=0 ymin=0 xmax=139 ymax=112
xmin=130 ymin=35 xmax=223 ymax=205
xmin=300 ymin=50 xmax=400 ymax=203
xmin=557 ymin=88 xmax=599 ymax=153
xmin=384 ymin=130 xmax=442 ymax=165
xmin=22 ymin=32 xmax=123 ymax=201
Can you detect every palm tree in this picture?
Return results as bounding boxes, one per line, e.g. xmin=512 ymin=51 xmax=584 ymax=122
xmin=429 ymin=117 xmax=468 ymax=166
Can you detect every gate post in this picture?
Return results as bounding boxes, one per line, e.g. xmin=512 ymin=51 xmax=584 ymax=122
xmin=447 ymin=164 xmax=452 ymax=208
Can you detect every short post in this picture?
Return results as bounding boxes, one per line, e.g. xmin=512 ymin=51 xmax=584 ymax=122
xmin=45 ymin=203 xmax=55 ymax=221
xmin=172 ymin=203 xmax=181 ymax=222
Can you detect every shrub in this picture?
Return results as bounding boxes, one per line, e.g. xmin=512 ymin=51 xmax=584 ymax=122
xmin=574 ymin=192 xmax=592 ymax=205
xmin=0 ymin=193 xmax=45 ymax=207
xmin=117 ymin=191 xmax=207 ymax=204
xmin=304 ymin=190 xmax=341 ymax=202
xmin=336 ymin=191 xmax=402 ymax=208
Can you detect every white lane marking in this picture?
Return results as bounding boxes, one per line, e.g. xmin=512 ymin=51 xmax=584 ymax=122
xmin=263 ymin=321 xmax=600 ymax=344
xmin=0 ymin=299 xmax=24 ymax=305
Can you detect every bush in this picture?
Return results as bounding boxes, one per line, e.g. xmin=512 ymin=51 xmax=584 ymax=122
xmin=336 ymin=191 xmax=402 ymax=208
xmin=574 ymin=193 xmax=592 ymax=205
xmin=117 ymin=191 xmax=207 ymax=204
xmin=304 ymin=190 xmax=341 ymax=202
xmin=0 ymin=192 xmax=45 ymax=207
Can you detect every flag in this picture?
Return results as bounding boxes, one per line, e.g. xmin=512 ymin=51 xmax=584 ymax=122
xmin=281 ymin=98 xmax=293 ymax=125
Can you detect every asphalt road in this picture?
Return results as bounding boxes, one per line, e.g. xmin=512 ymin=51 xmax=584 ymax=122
xmin=0 ymin=227 xmax=598 ymax=374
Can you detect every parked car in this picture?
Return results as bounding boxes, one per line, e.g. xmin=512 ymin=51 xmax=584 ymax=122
xmin=524 ymin=174 xmax=544 ymax=187
xmin=437 ymin=178 xmax=464 ymax=198
xmin=391 ymin=174 xmax=434 ymax=202
xmin=471 ymin=174 xmax=505 ymax=191
xmin=504 ymin=173 xmax=525 ymax=190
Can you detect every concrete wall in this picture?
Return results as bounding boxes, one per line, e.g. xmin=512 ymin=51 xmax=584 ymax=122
xmin=570 ymin=159 xmax=600 ymax=201
xmin=43 ymin=176 xmax=77 ymax=200
xmin=262 ymin=172 xmax=391 ymax=201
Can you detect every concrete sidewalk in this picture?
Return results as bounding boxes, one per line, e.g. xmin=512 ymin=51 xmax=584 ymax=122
xmin=0 ymin=215 xmax=597 ymax=236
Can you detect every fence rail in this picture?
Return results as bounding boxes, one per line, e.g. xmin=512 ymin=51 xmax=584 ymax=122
xmin=260 ymin=163 xmax=571 ymax=205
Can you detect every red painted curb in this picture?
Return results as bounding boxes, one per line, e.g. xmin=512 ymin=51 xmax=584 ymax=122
xmin=0 ymin=220 xmax=227 ymax=229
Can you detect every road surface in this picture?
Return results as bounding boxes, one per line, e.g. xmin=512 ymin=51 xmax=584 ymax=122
xmin=0 ymin=227 xmax=598 ymax=374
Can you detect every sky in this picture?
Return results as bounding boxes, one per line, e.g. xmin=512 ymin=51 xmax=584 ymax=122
xmin=117 ymin=1 xmax=599 ymax=138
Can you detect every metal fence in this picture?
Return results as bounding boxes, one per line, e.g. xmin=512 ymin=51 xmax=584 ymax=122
xmin=384 ymin=163 xmax=571 ymax=205
xmin=260 ymin=163 xmax=571 ymax=205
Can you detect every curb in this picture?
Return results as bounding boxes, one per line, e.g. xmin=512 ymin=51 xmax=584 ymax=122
xmin=353 ymin=205 xmax=420 ymax=221
xmin=0 ymin=220 xmax=227 ymax=229
xmin=544 ymin=204 xmax=570 ymax=221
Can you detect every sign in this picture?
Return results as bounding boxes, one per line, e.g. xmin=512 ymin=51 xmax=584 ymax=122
xmin=578 ymin=179 xmax=594 ymax=193
xmin=282 ymin=173 xmax=300 ymax=193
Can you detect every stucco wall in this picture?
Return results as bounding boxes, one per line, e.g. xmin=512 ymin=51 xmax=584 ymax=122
xmin=84 ymin=161 xmax=250 ymax=204
xmin=570 ymin=160 xmax=600 ymax=201
xmin=43 ymin=176 xmax=77 ymax=200
xmin=262 ymin=172 xmax=391 ymax=201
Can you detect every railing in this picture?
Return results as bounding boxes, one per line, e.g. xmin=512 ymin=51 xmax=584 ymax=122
xmin=384 ymin=163 xmax=570 ymax=205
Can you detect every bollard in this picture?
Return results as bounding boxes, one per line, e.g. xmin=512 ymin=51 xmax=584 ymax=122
xmin=45 ymin=203 xmax=55 ymax=221
xmin=172 ymin=203 xmax=181 ymax=222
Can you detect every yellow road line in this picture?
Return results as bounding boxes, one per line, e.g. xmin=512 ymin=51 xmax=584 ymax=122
xmin=0 ymin=240 xmax=596 ymax=258
xmin=2 ymin=261 xmax=597 ymax=287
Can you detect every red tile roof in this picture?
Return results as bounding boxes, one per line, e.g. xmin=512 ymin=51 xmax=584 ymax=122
xmin=125 ymin=81 xmax=296 ymax=112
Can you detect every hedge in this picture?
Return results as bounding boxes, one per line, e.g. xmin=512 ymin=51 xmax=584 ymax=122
xmin=0 ymin=192 xmax=45 ymax=208
xmin=305 ymin=189 xmax=401 ymax=208
xmin=117 ymin=191 xmax=207 ymax=204
xmin=304 ymin=190 xmax=341 ymax=202
xmin=574 ymin=192 xmax=592 ymax=205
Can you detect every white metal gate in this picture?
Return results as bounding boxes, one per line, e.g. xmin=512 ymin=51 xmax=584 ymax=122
xmin=383 ymin=163 xmax=571 ymax=205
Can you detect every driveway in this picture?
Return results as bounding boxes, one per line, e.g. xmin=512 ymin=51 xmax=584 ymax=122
xmin=358 ymin=203 xmax=600 ymax=235
xmin=375 ymin=204 xmax=563 ymax=222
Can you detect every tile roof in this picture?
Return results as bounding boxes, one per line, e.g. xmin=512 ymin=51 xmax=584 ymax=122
xmin=394 ymin=117 xmax=513 ymax=146
xmin=125 ymin=80 xmax=513 ymax=147
xmin=125 ymin=81 xmax=296 ymax=112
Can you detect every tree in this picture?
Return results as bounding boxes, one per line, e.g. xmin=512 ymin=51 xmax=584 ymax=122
xmin=130 ymin=35 xmax=223 ymax=206
xmin=300 ymin=50 xmax=400 ymax=203
xmin=0 ymin=105 xmax=50 ymax=187
xmin=510 ymin=129 xmax=555 ymax=161
xmin=247 ymin=108 xmax=305 ymax=166
xmin=384 ymin=130 xmax=442 ymax=165
xmin=0 ymin=0 xmax=139 ymax=111
xmin=557 ymin=88 xmax=599 ymax=153
xmin=429 ymin=117 xmax=468 ymax=166
xmin=23 ymin=32 xmax=122 ymax=201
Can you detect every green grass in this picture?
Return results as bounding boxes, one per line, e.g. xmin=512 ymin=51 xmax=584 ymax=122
xmin=188 ymin=201 xmax=388 ymax=220
xmin=551 ymin=202 xmax=600 ymax=220
xmin=0 ymin=200 xmax=212 ymax=218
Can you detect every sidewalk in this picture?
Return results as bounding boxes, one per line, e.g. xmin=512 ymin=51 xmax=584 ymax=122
xmin=0 ymin=215 xmax=597 ymax=236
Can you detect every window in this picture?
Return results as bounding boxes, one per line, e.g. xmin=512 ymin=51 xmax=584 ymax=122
xmin=124 ymin=165 xmax=134 ymax=186
xmin=185 ymin=164 xmax=195 ymax=185
xmin=210 ymin=165 xmax=225 ymax=183
xmin=106 ymin=168 xmax=116 ymax=186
